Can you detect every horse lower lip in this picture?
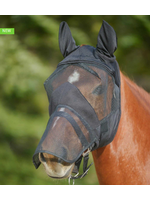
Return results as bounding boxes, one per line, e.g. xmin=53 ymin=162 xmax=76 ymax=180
xmin=47 ymin=164 xmax=74 ymax=179
xmin=48 ymin=175 xmax=66 ymax=179
xmin=46 ymin=170 xmax=70 ymax=179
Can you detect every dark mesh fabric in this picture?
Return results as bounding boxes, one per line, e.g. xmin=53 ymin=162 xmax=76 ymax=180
xmin=33 ymin=106 xmax=97 ymax=165
xmin=50 ymin=82 xmax=100 ymax=128
xmin=33 ymin=62 xmax=119 ymax=168
xmin=44 ymin=63 xmax=115 ymax=121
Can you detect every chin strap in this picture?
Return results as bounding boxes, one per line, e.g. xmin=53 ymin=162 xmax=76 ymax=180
xmin=68 ymin=148 xmax=93 ymax=185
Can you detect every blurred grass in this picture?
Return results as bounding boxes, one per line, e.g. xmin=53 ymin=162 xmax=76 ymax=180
xmin=0 ymin=15 xmax=150 ymax=185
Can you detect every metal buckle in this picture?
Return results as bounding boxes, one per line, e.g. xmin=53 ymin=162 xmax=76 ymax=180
xmin=68 ymin=172 xmax=79 ymax=185
xmin=68 ymin=148 xmax=91 ymax=185
xmin=82 ymin=148 xmax=90 ymax=157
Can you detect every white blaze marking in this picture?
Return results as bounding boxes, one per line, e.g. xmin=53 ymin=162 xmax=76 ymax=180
xmin=52 ymin=117 xmax=60 ymax=129
xmin=59 ymin=108 xmax=65 ymax=112
xmin=68 ymin=70 xmax=80 ymax=84
xmin=52 ymin=108 xmax=65 ymax=129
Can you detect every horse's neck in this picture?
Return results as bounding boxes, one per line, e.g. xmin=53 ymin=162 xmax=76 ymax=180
xmin=92 ymin=72 xmax=150 ymax=184
xmin=122 ymin=73 xmax=150 ymax=116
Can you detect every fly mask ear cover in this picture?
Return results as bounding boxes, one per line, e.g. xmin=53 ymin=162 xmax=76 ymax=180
xmin=33 ymin=21 xmax=121 ymax=178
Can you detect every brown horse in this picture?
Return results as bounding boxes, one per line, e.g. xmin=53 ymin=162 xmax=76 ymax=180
xmin=35 ymin=21 xmax=150 ymax=184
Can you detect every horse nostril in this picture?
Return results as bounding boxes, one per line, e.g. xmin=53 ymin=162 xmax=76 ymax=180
xmin=40 ymin=153 xmax=46 ymax=162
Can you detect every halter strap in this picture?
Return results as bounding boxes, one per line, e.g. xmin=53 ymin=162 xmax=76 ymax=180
xmin=68 ymin=149 xmax=93 ymax=185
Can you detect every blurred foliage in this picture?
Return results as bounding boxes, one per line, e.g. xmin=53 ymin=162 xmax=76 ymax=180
xmin=0 ymin=15 xmax=150 ymax=185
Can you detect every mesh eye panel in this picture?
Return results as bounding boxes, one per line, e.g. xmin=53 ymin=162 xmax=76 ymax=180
xmin=44 ymin=63 xmax=115 ymax=120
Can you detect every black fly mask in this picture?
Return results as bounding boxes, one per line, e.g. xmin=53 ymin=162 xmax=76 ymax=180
xmin=33 ymin=21 xmax=121 ymax=180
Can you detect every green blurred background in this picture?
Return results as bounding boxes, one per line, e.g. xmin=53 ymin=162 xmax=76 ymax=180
xmin=0 ymin=15 xmax=150 ymax=185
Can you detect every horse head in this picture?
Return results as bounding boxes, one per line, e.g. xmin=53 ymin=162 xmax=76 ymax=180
xmin=33 ymin=21 xmax=121 ymax=181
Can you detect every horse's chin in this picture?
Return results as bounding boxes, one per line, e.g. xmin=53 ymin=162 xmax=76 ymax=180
xmin=43 ymin=162 xmax=75 ymax=180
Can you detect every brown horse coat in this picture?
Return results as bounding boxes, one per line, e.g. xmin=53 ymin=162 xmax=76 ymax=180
xmin=92 ymin=72 xmax=150 ymax=184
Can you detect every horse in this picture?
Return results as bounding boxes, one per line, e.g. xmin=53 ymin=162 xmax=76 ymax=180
xmin=33 ymin=21 xmax=150 ymax=185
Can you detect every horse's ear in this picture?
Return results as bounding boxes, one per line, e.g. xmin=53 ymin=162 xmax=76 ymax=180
xmin=59 ymin=21 xmax=78 ymax=58
xmin=96 ymin=20 xmax=117 ymax=57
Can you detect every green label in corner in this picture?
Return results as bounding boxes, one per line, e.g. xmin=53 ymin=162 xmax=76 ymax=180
xmin=0 ymin=28 xmax=15 ymax=35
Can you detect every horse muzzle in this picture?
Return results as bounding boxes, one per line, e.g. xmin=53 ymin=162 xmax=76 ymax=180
xmin=39 ymin=153 xmax=75 ymax=179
